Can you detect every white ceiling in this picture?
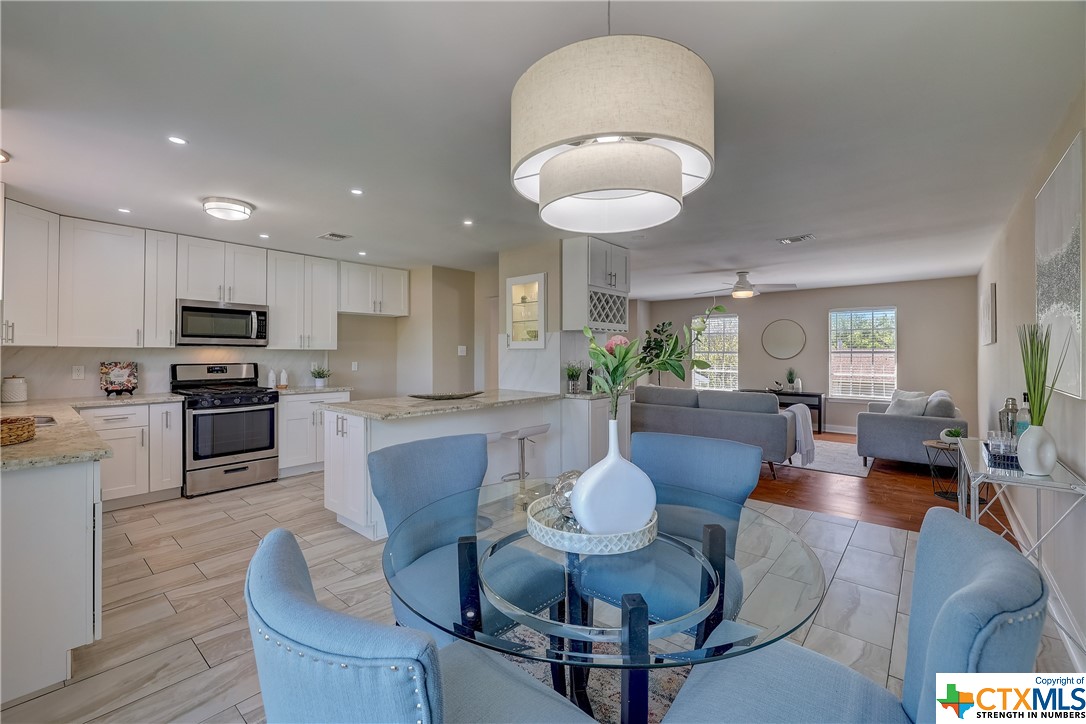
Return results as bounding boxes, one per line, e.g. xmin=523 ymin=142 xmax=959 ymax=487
xmin=2 ymin=2 xmax=1083 ymax=300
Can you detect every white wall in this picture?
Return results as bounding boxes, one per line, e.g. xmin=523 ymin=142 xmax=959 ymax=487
xmin=395 ymin=266 xmax=434 ymax=395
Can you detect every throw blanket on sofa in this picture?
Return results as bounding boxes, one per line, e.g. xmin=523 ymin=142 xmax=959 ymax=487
xmin=788 ymin=403 xmax=816 ymax=466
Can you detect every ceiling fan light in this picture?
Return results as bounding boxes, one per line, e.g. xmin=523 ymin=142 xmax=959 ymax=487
xmin=202 ymin=197 xmax=254 ymax=221
xmin=731 ymin=289 xmax=755 ymax=299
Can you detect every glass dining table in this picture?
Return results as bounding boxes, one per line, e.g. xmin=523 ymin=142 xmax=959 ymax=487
xmin=382 ymin=479 xmax=826 ymax=724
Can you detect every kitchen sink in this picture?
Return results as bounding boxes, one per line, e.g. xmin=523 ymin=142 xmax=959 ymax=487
xmin=33 ymin=416 xmax=57 ymax=427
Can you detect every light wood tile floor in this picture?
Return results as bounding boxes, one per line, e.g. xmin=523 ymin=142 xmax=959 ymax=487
xmin=2 ymin=473 xmax=1073 ymax=723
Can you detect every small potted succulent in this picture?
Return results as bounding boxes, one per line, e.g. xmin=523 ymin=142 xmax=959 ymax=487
xmin=310 ymin=366 xmax=332 ymax=388
xmin=939 ymin=427 xmax=965 ymax=445
xmin=565 ymin=360 xmax=586 ymax=394
xmin=785 ymin=367 xmax=797 ymax=392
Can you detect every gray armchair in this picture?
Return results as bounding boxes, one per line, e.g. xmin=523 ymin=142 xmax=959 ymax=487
xmin=856 ymin=401 xmax=968 ymax=467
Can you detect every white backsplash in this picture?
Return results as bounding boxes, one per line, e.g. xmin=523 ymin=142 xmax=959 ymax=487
xmin=497 ymin=333 xmax=562 ymax=393
xmin=0 ymin=346 xmax=327 ymax=400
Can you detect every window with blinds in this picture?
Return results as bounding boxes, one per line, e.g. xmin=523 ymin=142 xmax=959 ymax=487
xmin=692 ymin=314 xmax=739 ymax=390
xmin=828 ymin=308 xmax=897 ymax=399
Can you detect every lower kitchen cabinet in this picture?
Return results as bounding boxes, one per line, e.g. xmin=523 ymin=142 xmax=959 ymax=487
xmin=95 ymin=426 xmax=150 ymax=500
xmin=323 ymin=411 xmax=373 ymax=535
xmin=278 ymin=392 xmax=349 ymax=471
xmin=79 ymin=403 xmax=182 ymax=506
xmin=149 ymin=403 xmax=183 ymax=491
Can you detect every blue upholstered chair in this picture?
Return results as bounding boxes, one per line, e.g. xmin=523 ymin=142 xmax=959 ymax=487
xmin=577 ymin=432 xmax=764 ymax=625
xmin=246 ymin=528 xmax=590 ymax=723
xmin=662 ymin=507 xmax=1048 ymax=723
xmin=369 ymin=434 xmax=565 ymax=647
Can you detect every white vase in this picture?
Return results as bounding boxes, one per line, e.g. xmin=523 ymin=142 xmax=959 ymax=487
xmin=1017 ymin=424 xmax=1057 ymax=476
xmin=570 ymin=419 xmax=656 ymax=534
xmin=794 ymin=378 xmax=803 ymax=393
xmin=314 ymin=378 xmax=327 ymax=388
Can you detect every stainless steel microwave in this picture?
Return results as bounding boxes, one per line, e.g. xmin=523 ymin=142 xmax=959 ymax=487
xmin=176 ymin=299 xmax=269 ymax=346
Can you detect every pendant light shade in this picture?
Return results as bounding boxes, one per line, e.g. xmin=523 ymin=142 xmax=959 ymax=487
xmin=202 ymin=197 xmax=254 ymax=221
xmin=511 ymin=34 xmax=714 ymax=233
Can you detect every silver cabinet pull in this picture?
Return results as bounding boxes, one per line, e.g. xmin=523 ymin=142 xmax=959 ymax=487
xmin=10 ymin=321 xmax=15 ymax=343
xmin=169 ymin=329 xmax=174 ymax=346
xmin=228 ymin=286 xmax=233 ymax=301
xmin=165 ymin=409 xmax=171 ymax=429
xmin=136 ymin=329 xmax=141 ymax=346
xmin=299 ymin=334 xmax=304 ymax=349
xmin=307 ymin=334 xmax=311 ymax=348
xmin=103 ymin=415 xmax=132 ymax=422
xmin=140 ymin=428 xmax=146 ymax=447
xmin=219 ymin=285 xmax=224 ymax=301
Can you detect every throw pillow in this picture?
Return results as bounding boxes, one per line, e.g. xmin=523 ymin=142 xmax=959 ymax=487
xmin=886 ymin=397 xmax=927 ymax=416
xmin=929 ymin=389 xmax=951 ymax=400
xmin=924 ymin=395 xmax=956 ymax=417
xmin=891 ymin=389 xmax=927 ymax=402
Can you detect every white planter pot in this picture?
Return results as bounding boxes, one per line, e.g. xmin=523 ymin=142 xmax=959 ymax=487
xmin=569 ymin=419 xmax=656 ymax=534
xmin=314 ymin=378 xmax=327 ymax=388
xmin=1017 ymin=424 xmax=1057 ymax=476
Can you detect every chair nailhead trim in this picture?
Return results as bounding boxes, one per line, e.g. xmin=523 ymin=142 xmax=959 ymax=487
xmin=341 ymin=663 xmax=348 ymax=668
xmin=416 ymin=703 xmax=422 ymax=709
xmin=257 ymin=628 xmax=263 ymax=634
xmin=276 ymin=641 xmax=281 ymax=647
xmin=407 ymin=666 xmax=414 ymax=671
xmin=264 ymin=635 xmax=270 ymax=640
xmin=390 ymin=665 xmax=398 ymax=671
xmin=298 ymin=651 xmax=305 ymax=657
xmin=286 ymin=646 xmax=291 ymax=652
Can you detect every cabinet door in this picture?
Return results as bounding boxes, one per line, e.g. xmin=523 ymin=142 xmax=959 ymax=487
xmin=143 ymin=231 xmax=177 ymax=348
xmin=343 ymin=414 xmax=370 ymax=524
xmin=3 ymin=200 xmax=60 ymax=346
xmin=58 ymin=218 xmax=145 ymax=348
xmin=609 ymin=245 xmax=630 ymax=293
xmin=149 ymin=403 xmax=183 ymax=492
xmin=278 ymin=398 xmax=318 ymax=468
xmin=587 ymin=237 xmax=611 ymax=289
xmin=266 ymin=251 xmax=306 ymax=349
xmin=177 ymin=236 xmax=225 ymax=301
xmin=338 ymin=262 xmax=378 ymax=314
xmin=378 ymin=267 xmax=409 ymax=316
xmin=96 ymin=427 xmax=150 ymax=501
xmin=224 ymin=243 xmax=267 ymax=304
xmin=305 ymin=256 xmax=339 ymax=348
xmin=324 ymin=413 xmax=345 ymax=512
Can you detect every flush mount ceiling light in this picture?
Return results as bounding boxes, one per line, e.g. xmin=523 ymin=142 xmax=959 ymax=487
xmin=0 ymin=150 xmax=10 ymax=163
xmin=167 ymin=136 xmax=188 ymax=145
xmin=511 ymin=34 xmax=714 ymax=234
xmin=202 ymin=197 xmax=254 ymax=221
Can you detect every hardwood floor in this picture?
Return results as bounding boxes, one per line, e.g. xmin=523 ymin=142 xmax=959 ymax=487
xmin=1 ymin=442 xmax=1056 ymax=722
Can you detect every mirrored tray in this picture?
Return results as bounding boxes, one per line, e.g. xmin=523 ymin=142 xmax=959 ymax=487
xmin=525 ymin=497 xmax=657 ymax=555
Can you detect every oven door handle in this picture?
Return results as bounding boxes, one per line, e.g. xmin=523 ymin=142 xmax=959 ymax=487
xmin=190 ymin=403 xmax=278 ymax=416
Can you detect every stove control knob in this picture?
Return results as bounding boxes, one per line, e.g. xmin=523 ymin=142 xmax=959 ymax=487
xmin=261 ymin=395 xmax=271 ymax=403
xmin=213 ymin=399 xmax=221 ymax=406
xmin=200 ymin=399 xmax=210 ymax=408
xmin=233 ymin=397 xmax=242 ymax=405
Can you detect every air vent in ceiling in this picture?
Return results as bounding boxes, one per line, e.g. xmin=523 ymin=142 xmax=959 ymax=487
xmin=777 ymin=233 xmax=816 ymax=245
xmin=318 ymin=232 xmax=352 ymax=241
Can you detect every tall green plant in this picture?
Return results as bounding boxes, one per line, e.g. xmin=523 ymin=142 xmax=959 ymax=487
xmin=1017 ymin=323 xmax=1069 ymax=426
xmin=640 ymin=321 xmax=675 ymax=385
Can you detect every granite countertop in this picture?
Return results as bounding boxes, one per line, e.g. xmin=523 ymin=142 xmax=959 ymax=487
xmin=63 ymin=393 xmax=185 ymax=409
xmin=1 ymin=401 xmax=113 ymax=471
xmin=563 ymin=392 xmax=631 ymax=401
xmin=319 ymin=389 xmax=561 ymax=421
xmin=274 ymin=386 xmax=354 ymax=395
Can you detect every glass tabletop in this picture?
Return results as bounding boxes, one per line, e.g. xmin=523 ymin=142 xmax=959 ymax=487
xmin=383 ymin=479 xmax=826 ymax=669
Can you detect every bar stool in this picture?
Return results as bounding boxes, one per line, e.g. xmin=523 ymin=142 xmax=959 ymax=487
xmin=476 ymin=431 xmax=511 ymax=530
xmin=501 ymin=424 xmax=551 ymax=509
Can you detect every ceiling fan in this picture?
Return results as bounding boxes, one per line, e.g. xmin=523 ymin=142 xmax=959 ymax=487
xmin=696 ymin=271 xmax=798 ymax=298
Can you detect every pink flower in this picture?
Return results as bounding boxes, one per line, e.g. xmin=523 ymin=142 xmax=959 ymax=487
xmin=604 ymin=335 xmax=631 ymax=355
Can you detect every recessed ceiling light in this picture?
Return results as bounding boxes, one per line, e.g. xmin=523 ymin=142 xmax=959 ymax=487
xmin=259 ymin=234 xmax=269 ymax=239
xmin=0 ymin=150 xmax=10 ymax=163
xmin=350 ymin=188 xmax=364 ymax=196
xmin=463 ymin=219 xmax=474 ymax=226
xmin=357 ymin=251 xmax=367 ymax=256
xmin=118 ymin=208 xmax=131 ymax=214
xmin=167 ymin=136 xmax=188 ymax=145
xmin=202 ymin=197 xmax=254 ymax=221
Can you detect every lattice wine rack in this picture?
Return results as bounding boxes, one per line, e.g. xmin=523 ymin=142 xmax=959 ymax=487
xmin=588 ymin=289 xmax=628 ymax=332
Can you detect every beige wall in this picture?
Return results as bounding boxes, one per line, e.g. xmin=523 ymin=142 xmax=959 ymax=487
xmin=647 ymin=277 xmax=979 ymax=431
xmin=497 ymin=239 xmax=561 ymax=333
xmin=329 ymin=315 xmax=398 ymax=400
xmin=431 ymin=266 xmax=475 ymax=392
xmin=977 ymin=85 xmax=1086 ymax=658
xmin=395 ymin=266 xmax=434 ymax=395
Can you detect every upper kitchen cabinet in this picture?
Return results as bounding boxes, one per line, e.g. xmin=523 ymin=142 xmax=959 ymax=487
xmin=59 ymin=218 xmax=145 ymax=347
xmin=266 ymin=251 xmax=338 ymax=349
xmin=338 ymin=262 xmax=409 ymax=316
xmin=143 ymin=231 xmax=177 ymax=347
xmin=177 ymin=236 xmax=266 ymax=304
xmin=562 ymin=236 xmax=629 ymax=332
xmin=2 ymin=200 xmax=60 ymax=346
xmin=584 ymin=236 xmax=629 ymax=293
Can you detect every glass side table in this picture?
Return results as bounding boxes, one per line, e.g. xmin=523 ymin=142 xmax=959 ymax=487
xmin=922 ymin=439 xmax=961 ymax=501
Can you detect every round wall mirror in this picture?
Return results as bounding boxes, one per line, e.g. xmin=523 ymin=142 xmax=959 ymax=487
xmin=762 ymin=319 xmax=806 ymax=360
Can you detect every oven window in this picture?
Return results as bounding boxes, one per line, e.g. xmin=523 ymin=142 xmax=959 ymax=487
xmin=191 ymin=408 xmax=275 ymax=460
xmin=180 ymin=308 xmax=253 ymax=339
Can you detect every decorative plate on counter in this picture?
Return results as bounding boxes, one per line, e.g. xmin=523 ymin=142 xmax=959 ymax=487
xmin=100 ymin=361 xmax=138 ymax=396
xmin=408 ymin=391 xmax=484 ymax=401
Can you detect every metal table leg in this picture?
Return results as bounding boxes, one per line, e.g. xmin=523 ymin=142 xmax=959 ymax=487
xmin=621 ymin=593 xmax=650 ymax=724
xmin=565 ymin=552 xmax=594 ymax=718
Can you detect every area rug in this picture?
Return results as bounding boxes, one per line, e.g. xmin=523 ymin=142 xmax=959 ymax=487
xmin=783 ymin=439 xmax=870 ymax=478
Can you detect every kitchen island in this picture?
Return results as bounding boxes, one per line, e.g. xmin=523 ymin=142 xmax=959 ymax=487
xmin=0 ymin=401 xmax=111 ymax=705
xmin=319 ymin=389 xmax=562 ymax=539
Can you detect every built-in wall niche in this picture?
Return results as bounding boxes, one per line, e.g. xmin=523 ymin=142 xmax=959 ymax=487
xmin=506 ymin=273 xmax=545 ymax=349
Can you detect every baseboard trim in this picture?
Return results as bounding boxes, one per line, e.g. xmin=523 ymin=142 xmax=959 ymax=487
xmin=103 ymin=487 xmax=181 ymax=512
xmin=999 ymin=494 xmax=1086 ymax=671
xmin=823 ymin=424 xmax=857 ymax=435
xmin=278 ymin=462 xmax=324 ymax=478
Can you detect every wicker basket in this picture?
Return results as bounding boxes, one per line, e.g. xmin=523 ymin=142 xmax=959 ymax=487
xmin=1 ymin=416 xmax=36 ymax=446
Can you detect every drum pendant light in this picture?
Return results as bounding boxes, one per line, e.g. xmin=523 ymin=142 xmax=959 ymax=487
xmin=511 ymin=34 xmax=714 ymax=234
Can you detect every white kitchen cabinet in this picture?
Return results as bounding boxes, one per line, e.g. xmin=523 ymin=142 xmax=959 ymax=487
xmin=560 ymin=395 xmax=631 ymax=471
xmin=267 ymin=251 xmax=338 ymax=349
xmin=95 ymin=426 xmax=150 ymax=501
xmin=562 ymin=236 xmax=629 ymax=332
xmin=585 ymin=236 xmax=629 ymax=293
xmin=144 ymin=231 xmax=177 ymax=348
xmin=59 ymin=218 xmax=145 ymax=348
xmin=177 ymin=236 xmax=266 ymax=304
xmin=278 ymin=391 xmax=349 ymax=470
xmin=2 ymin=200 xmax=60 ymax=346
xmin=338 ymin=262 xmax=409 ymax=316
xmin=324 ymin=411 xmax=370 ymax=529
xmin=149 ymin=403 xmax=183 ymax=492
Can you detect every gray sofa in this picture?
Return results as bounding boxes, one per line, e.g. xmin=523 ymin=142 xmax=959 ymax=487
xmin=631 ymin=387 xmax=796 ymax=477
xmin=856 ymin=400 xmax=968 ymax=467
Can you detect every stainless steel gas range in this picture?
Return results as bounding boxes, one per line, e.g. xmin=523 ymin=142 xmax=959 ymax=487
xmin=171 ymin=363 xmax=279 ymax=497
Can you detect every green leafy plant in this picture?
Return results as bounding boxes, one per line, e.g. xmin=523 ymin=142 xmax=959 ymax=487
xmin=640 ymin=321 xmax=675 ymax=385
xmin=786 ymin=367 xmax=797 ymax=384
xmin=310 ymin=366 xmax=332 ymax=379
xmin=565 ymin=361 xmax=585 ymax=381
xmin=1017 ymin=323 xmax=1069 ymax=426
xmin=584 ymin=305 xmax=726 ymax=419
xmin=945 ymin=427 xmax=965 ymax=438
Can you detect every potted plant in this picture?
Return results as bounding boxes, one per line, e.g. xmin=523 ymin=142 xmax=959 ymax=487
xmin=1016 ymin=323 xmax=1068 ymax=475
xmin=640 ymin=321 xmax=675 ymax=385
xmin=565 ymin=361 xmax=585 ymax=394
xmin=311 ymin=366 xmax=332 ymax=389
xmin=785 ymin=367 xmax=797 ymax=392
xmin=939 ymin=427 xmax=965 ymax=445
